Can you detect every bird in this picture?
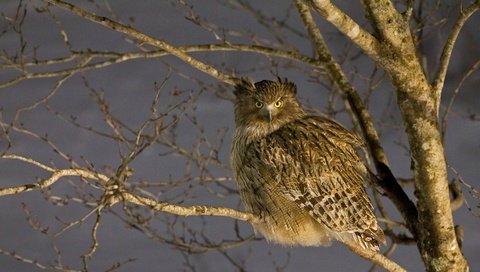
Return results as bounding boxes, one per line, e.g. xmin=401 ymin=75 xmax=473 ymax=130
xmin=230 ymin=78 xmax=385 ymax=251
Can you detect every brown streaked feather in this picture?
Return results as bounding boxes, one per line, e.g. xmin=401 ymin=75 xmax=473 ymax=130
xmin=245 ymin=116 xmax=385 ymax=249
xmin=231 ymin=79 xmax=385 ymax=251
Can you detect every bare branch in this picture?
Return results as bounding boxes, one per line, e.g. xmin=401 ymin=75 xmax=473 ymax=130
xmin=305 ymin=0 xmax=383 ymax=63
xmin=121 ymin=192 xmax=258 ymax=223
xmin=0 ymin=248 xmax=81 ymax=272
xmin=82 ymin=207 xmax=103 ymax=270
xmin=0 ymin=154 xmax=108 ymax=196
xmin=433 ymin=2 xmax=480 ymax=112
xmin=1 ymin=45 xmax=323 ymax=89
xmin=342 ymin=241 xmax=407 ymax=272
xmin=441 ymin=58 xmax=480 ymax=140
xmin=295 ymin=0 xmax=418 ymax=236
xmin=0 ymin=154 xmax=258 ymax=223
xmin=362 ymin=0 xmax=415 ymax=52
xmin=1 ymin=154 xmax=56 ymax=172
xmin=302 ymin=1 xmax=468 ymax=269
xmin=46 ymin=0 xmax=241 ymax=85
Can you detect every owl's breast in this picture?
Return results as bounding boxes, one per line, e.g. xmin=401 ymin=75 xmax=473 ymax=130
xmin=230 ymin=128 xmax=336 ymax=247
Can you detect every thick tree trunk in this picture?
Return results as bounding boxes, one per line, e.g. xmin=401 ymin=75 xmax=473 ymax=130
xmin=306 ymin=1 xmax=469 ymax=269
xmin=392 ymin=68 xmax=468 ymax=272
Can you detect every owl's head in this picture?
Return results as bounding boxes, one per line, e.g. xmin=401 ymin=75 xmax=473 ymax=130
xmin=233 ymin=78 xmax=305 ymax=133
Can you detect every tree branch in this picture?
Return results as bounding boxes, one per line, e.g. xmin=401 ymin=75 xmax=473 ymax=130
xmin=1 ymin=154 xmax=405 ymax=269
xmin=302 ymin=2 xmax=468 ymax=269
xmin=46 ymin=0 xmax=241 ymax=85
xmin=295 ymin=0 xmax=418 ymax=236
xmin=1 ymin=44 xmax=323 ymax=89
xmin=0 ymin=154 xmax=258 ymax=223
xmin=342 ymin=241 xmax=407 ymax=272
xmin=441 ymin=59 xmax=480 ymax=140
xmin=0 ymin=154 xmax=108 ymax=196
xmin=362 ymin=0 xmax=415 ymax=52
xmin=432 ymin=1 xmax=480 ymax=115
xmin=121 ymin=193 xmax=258 ymax=223
xmin=305 ymin=0 xmax=383 ymax=63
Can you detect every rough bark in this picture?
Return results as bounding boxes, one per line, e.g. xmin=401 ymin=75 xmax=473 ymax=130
xmin=306 ymin=0 xmax=471 ymax=270
xmin=295 ymin=0 xmax=418 ymax=238
xmin=392 ymin=67 xmax=467 ymax=272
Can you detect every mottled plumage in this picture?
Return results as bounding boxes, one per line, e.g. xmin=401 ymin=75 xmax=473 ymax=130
xmin=231 ymin=78 xmax=385 ymax=251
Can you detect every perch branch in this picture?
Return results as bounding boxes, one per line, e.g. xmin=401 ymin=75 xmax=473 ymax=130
xmin=0 ymin=154 xmax=258 ymax=223
xmin=342 ymin=241 xmax=407 ymax=272
xmin=121 ymin=193 xmax=258 ymax=223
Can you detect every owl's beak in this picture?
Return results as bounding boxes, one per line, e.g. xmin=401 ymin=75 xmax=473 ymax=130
xmin=262 ymin=105 xmax=277 ymax=122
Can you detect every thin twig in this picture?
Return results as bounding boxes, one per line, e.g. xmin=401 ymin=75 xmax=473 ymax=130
xmin=441 ymin=59 xmax=480 ymax=141
xmin=432 ymin=1 xmax=480 ymax=112
xmin=1 ymin=44 xmax=323 ymax=89
xmin=47 ymin=0 xmax=241 ymax=85
xmin=0 ymin=248 xmax=81 ymax=272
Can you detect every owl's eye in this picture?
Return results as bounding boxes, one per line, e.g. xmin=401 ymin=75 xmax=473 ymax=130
xmin=255 ymin=101 xmax=264 ymax=108
xmin=274 ymin=100 xmax=283 ymax=108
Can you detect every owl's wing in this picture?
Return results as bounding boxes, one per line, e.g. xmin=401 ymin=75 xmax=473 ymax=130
xmin=251 ymin=116 xmax=383 ymax=241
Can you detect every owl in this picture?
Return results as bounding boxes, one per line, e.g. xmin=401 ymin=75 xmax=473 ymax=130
xmin=231 ymin=78 xmax=385 ymax=251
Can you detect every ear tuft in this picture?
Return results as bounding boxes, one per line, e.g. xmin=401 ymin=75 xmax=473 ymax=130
xmin=278 ymin=77 xmax=297 ymax=95
xmin=234 ymin=77 xmax=255 ymax=97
